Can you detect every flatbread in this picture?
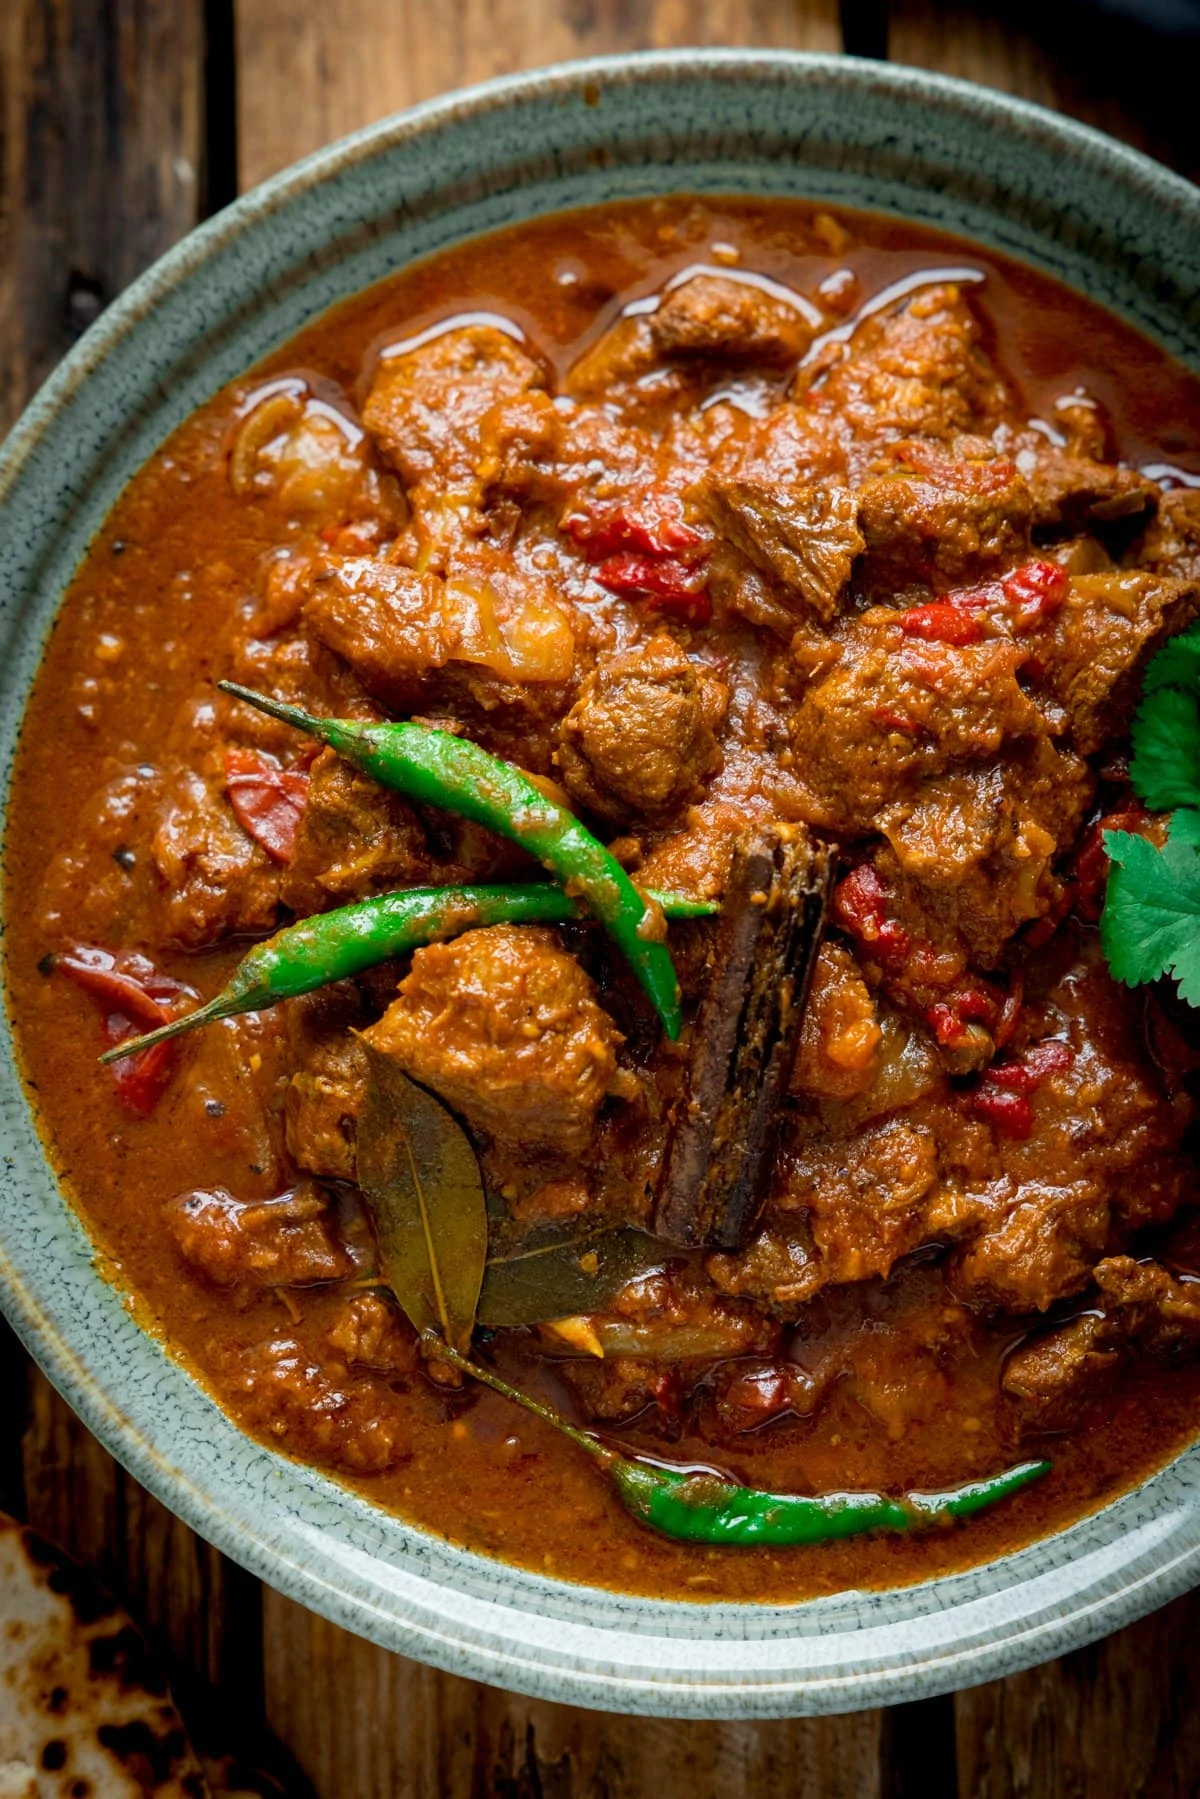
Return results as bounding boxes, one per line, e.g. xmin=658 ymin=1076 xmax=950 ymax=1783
xmin=0 ymin=1510 xmax=207 ymax=1797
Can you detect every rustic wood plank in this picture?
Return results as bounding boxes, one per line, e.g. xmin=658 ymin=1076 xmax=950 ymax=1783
xmin=262 ymin=1589 xmax=887 ymax=1799
xmin=0 ymin=0 xmax=206 ymax=432
xmin=954 ymin=1592 xmax=1200 ymax=1799
xmin=888 ymin=0 xmax=1200 ymax=183
xmin=234 ymin=0 xmax=842 ymax=190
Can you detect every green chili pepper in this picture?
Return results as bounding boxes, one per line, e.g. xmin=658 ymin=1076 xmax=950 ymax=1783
xmin=218 ymin=682 xmax=683 ymax=1037
xmin=101 ymin=882 xmax=714 ymax=1065
xmin=435 ymin=1343 xmax=1051 ymax=1548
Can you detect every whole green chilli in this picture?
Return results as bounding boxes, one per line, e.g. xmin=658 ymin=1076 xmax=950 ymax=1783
xmin=219 ymin=682 xmax=683 ymax=1036
xmin=102 ymin=882 xmax=714 ymax=1065
xmin=434 ymin=1344 xmax=1051 ymax=1548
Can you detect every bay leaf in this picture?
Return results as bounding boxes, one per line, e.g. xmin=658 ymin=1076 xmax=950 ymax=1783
xmin=355 ymin=1044 xmax=487 ymax=1352
xmin=478 ymin=1224 xmax=668 ymax=1327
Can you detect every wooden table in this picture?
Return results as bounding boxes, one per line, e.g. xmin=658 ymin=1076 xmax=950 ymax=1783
xmin=3 ymin=4 xmax=1200 ymax=1793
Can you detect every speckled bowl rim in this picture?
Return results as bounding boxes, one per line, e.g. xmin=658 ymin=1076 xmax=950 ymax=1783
xmin=2 ymin=50 xmax=1200 ymax=1719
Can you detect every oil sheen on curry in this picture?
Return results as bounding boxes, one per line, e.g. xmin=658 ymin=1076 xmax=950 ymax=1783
xmin=8 ymin=197 xmax=1200 ymax=1601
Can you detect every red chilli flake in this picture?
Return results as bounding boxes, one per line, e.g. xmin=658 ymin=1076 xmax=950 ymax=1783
xmin=224 ymin=748 xmax=310 ymax=863
xmin=57 ymin=947 xmax=192 ymax=1115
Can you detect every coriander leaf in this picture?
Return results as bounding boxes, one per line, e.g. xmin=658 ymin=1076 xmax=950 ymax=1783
xmin=1143 ymin=619 xmax=1200 ymax=695
xmin=1101 ymin=827 xmax=1200 ymax=1006
xmin=1169 ymin=808 xmax=1200 ymax=850
xmin=1129 ymin=686 xmax=1200 ymax=812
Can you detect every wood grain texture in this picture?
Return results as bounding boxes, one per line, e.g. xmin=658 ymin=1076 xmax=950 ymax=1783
xmin=0 ymin=0 xmax=205 ymax=432
xmin=261 ymin=1589 xmax=886 ymax=1799
xmin=234 ymin=0 xmax=842 ymax=189
xmin=889 ymin=0 xmax=1200 ymax=182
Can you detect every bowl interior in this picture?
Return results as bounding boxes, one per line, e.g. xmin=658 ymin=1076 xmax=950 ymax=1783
xmin=2 ymin=50 xmax=1200 ymax=1717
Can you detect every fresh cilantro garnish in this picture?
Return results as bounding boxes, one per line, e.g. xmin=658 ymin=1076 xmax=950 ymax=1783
xmin=1142 ymin=618 xmax=1200 ymax=695
xmin=1128 ymin=684 xmax=1200 ymax=811
xmin=1099 ymin=620 xmax=1200 ymax=1006
xmin=1101 ymin=819 xmax=1200 ymax=1006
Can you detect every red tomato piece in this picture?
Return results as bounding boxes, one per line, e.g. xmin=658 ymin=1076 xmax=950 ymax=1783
xmin=898 ymin=602 xmax=986 ymax=645
xmin=1002 ymin=558 xmax=1069 ymax=630
xmin=57 ymin=947 xmax=192 ymax=1115
xmin=594 ymin=552 xmax=712 ymax=623
xmin=563 ymin=491 xmax=704 ymax=560
xmin=972 ymin=1084 xmax=1034 ymax=1140
xmin=832 ymin=864 xmax=910 ymax=966
xmin=224 ymin=747 xmax=310 ymax=863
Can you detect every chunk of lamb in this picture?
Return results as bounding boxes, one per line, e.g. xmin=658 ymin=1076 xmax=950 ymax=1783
xmin=361 ymin=924 xmax=627 ymax=1155
xmin=284 ymin=992 xmax=369 ymax=1183
xmin=281 ymin=746 xmax=430 ymax=914
xmin=234 ymin=1336 xmax=409 ymax=1472
xmin=362 ymin=323 xmax=544 ymax=494
xmin=854 ymin=442 xmax=1033 ymax=597
xmin=1003 ymin=1255 xmax=1200 ymax=1434
xmin=1011 ymin=436 xmax=1159 ymax=532
xmin=1128 ymin=486 xmax=1200 ymax=581
xmin=649 ymin=273 xmax=814 ymax=366
xmin=875 ymin=738 xmax=1094 ymax=967
xmin=799 ymin=283 xmax=1011 ymax=456
xmin=1029 ymin=570 xmax=1200 ymax=754
xmin=303 ymin=552 xmax=577 ymax=751
xmin=788 ymin=614 xmax=1047 ymax=834
xmin=151 ymin=760 xmax=281 ymax=947
xmin=704 ymin=479 xmax=863 ymax=624
xmin=556 ymin=635 xmax=727 ymax=825
xmin=165 ymin=1181 xmax=352 ymax=1288
xmin=948 ymin=954 xmax=1195 ymax=1313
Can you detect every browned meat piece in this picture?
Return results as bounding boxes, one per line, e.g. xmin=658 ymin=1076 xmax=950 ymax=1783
xmin=304 ymin=551 xmax=578 ymax=744
xmin=1128 ymin=486 xmax=1200 ymax=580
xmin=1030 ymin=570 xmax=1200 ymax=753
xmin=1014 ymin=439 xmax=1158 ymax=531
xmin=855 ymin=444 xmax=1033 ymax=595
xmin=1003 ymin=1255 xmax=1200 ymax=1435
xmin=1093 ymin=1255 xmax=1200 ymax=1353
xmin=705 ymin=479 xmax=863 ymax=622
xmin=284 ymin=1010 xmax=367 ymax=1183
xmin=949 ymin=956 xmax=1196 ymax=1312
xmin=151 ymin=761 xmax=280 ymax=947
xmin=281 ymin=746 xmax=430 ymax=914
xmin=875 ymin=738 xmax=1094 ymax=966
xmin=790 ymin=942 xmax=882 ymax=1102
xmin=801 ymin=283 xmax=1010 ymax=450
xmin=649 ymin=272 xmax=814 ymax=366
xmin=558 ymin=1356 xmax=663 ymax=1423
xmin=708 ymin=1358 xmax=830 ymax=1435
xmin=361 ymin=924 xmax=627 ymax=1154
xmin=324 ymin=1293 xmax=416 ymax=1373
xmin=789 ymin=614 xmax=1047 ymax=833
xmin=37 ymin=766 xmax=164 ymax=942
xmin=1001 ymin=1313 xmax=1121 ymax=1434
xmin=362 ymin=323 xmax=544 ymax=492
xmin=234 ymin=1335 xmax=410 ymax=1472
xmin=164 ymin=1181 xmax=351 ymax=1288
xmin=556 ymin=635 xmax=726 ymax=824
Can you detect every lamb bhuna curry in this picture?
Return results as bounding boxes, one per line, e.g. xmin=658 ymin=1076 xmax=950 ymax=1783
xmin=8 ymin=196 xmax=1200 ymax=1599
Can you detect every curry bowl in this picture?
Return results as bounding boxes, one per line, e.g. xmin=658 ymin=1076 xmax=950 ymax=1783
xmin=2 ymin=51 xmax=1200 ymax=1717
